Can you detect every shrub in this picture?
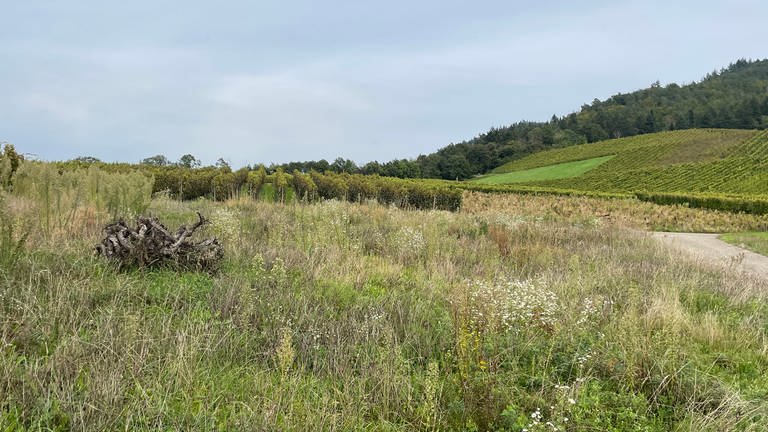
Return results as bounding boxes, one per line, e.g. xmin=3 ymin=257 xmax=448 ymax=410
xmin=247 ymin=166 xmax=267 ymax=197
xmin=291 ymin=170 xmax=317 ymax=201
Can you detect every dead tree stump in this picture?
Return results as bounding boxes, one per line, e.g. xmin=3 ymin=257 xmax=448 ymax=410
xmin=95 ymin=212 xmax=223 ymax=272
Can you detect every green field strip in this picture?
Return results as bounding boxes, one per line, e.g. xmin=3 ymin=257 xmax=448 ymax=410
xmin=472 ymin=155 xmax=614 ymax=184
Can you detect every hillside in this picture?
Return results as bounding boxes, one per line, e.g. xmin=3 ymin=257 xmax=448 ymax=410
xmin=271 ymin=59 xmax=768 ymax=181
xmin=474 ymin=128 xmax=768 ymax=197
xmin=421 ymin=59 xmax=768 ymax=179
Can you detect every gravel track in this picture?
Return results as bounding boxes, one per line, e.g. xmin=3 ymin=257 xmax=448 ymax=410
xmin=651 ymin=232 xmax=768 ymax=280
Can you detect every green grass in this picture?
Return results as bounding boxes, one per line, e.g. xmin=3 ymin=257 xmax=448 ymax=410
xmin=473 ymin=155 xmax=614 ymax=184
xmin=719 ymin=231 xmax=768 ymax=256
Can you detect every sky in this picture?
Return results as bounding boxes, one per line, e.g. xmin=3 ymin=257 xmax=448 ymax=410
xmin=2 ymin=1 xmax=767 ymax=168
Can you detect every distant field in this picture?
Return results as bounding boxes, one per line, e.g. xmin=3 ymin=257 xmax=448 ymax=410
xmin=485 ymin=129 xmax=768 ymax=197
xmin=473 ymin=155 xmax=613 ymax=184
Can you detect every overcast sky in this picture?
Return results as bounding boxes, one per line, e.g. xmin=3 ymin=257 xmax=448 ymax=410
xmin=2 ymin=1 xmax=767 ymax=167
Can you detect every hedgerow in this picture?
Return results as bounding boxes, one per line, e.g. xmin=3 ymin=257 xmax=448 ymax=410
xmin=635 ymin=192 xmax=768 ymax=215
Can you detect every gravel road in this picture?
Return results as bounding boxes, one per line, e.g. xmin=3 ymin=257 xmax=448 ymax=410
xmin=650 ymin=232 xmax=768 ymax=280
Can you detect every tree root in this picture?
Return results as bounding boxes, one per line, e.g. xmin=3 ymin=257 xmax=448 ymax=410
xmin=95 ymin=212 xmax=223 ymax=272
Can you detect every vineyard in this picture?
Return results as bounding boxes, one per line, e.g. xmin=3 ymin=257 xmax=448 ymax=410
xmin=7 ymin=129 xmax=767 ymax=216
xmin=475 ymin=129 xmax=768 ymax=213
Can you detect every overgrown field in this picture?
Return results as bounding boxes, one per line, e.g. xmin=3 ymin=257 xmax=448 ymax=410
xmin=481 ymin=129 xmax=768 ymax=199
xmin=2 ymin=179 xmax=768 ymax=430
xmin=461 ymin=191 xmax=768 ymax=233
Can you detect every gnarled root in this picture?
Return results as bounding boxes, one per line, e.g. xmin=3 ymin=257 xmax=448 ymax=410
xmin=95 ymin=212 xmax=223 ymax=272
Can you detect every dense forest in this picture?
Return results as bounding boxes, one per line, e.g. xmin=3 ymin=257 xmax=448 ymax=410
xmin=274 ymin=58 xmax=768 ymax=180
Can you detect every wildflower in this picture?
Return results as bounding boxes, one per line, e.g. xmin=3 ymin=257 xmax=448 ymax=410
xmin=463 ymin=277 xmax=560 ymax=334
xmin=211 ymin=207 xmax=239 ymax=242
xmin=395 ymin=226 xmax=425 ymax=252
xmin=276 ymin=327 xmax=295 ymax=378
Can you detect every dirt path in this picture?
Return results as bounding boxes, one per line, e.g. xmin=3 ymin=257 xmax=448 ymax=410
xmin=650 ymin=232 xmax=768 ymax=279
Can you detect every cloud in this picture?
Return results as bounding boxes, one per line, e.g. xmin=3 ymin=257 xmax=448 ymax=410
xmin=19 ymin=93 xmax=91 ymax=124
xmin=208 ymin=73 xmax=370 ymax=111
xmin=188 ymin=73 xmax=373 ymax=165
xmin=2 ymin=0 xmax=768 ymax=166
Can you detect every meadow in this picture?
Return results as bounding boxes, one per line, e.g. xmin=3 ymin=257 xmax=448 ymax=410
xmin=2 ymin=165 xmax=768 ymax=431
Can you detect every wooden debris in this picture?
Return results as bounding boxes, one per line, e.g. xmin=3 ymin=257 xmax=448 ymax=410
xmin=95 ymin=212 xmax=223 ymax=272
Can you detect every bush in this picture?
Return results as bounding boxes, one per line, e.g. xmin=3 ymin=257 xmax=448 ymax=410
xmin=247 ymin=166 xmax=267 ymax=197
xmin=291 ymin=170 xmax=317 ymax=201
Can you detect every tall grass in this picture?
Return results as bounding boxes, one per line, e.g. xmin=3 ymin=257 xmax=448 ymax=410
xmin=1 ymin=187 xmax=767 ymax=430
xmin=462 ymin=191 xmax=768 ymax=233
xmin=8 ymin=162 xmax=153 ymax=244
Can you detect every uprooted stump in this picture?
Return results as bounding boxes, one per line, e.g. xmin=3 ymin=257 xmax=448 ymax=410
xmin=95 ymin=212 xmax=223 ymax=272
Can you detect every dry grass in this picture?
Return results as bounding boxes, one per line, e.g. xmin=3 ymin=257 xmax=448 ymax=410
xmin=462 ymin=190 xmax=768 ymax=233
xmin=1 ymin=190 xmax=767 ymax=430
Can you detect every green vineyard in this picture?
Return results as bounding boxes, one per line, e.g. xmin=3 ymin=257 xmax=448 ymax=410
xmin=473 ymin=129 xmax=768 ymax=212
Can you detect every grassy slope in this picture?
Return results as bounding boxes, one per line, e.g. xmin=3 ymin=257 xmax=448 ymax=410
xmin=3 ymin=190 xmax=768 ymax=430
xmin=482 ymin=128 xmax=768 ymax=197
xmin=720 ymin=231 xmax=768 ymax=256
xmin=473 ymin=155 xmax=613 ymax=184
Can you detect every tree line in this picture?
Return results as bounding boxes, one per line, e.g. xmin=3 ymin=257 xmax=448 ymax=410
xmin=271 ymin=58 xmax=768 ymax=180
xmin=64 ymin=59 xmax=768 ymax=182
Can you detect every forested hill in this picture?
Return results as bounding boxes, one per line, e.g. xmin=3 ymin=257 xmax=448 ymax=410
xmin=277 ymin=59 xmax=768 ymax=179
xmin=407 ymin=58 xmax=768 ymax=179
